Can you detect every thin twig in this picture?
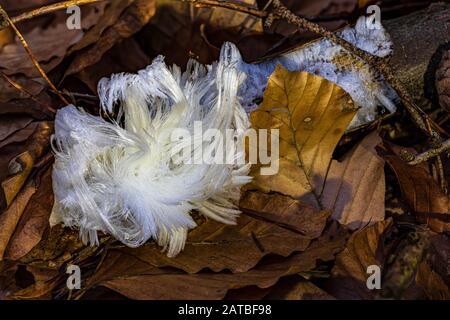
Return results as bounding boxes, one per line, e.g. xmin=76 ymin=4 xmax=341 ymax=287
xmin=1 ymin=72 xmax=56 ymax=113
xmin=0 ymin=0 xmax=105 ymax=29
xmin=181 ymin=0 xmax=267 ymax=18
xmin=0 ymin=6 xmax=69 ymax=105
xmin=435 ymin=156 xmax=448 ymax=193
xmin=408 ymin=139 xmax=450 ymax=165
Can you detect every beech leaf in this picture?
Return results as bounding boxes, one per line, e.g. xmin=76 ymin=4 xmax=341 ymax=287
xmin=249 ymin=65 xmax=357 ymax=209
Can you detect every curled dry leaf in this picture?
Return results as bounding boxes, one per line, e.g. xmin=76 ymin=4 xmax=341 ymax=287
xmin=140 ymin=0 xmax=262 ymax=66
xmin=5 ymin=167 xmax=53 ymax=261
xmin=428 ymin=234 xmax=450 ymax=286
xmin=7 ymin=265 xmax=60 ymax=300
xmin=82 ymin=223 xmax=348 ymax=300
xmin=0 ymin=115 xmax=38 ymax=150
xmin=265 ymin=276 xmax=336 ymax=300
xmin=327 ymin=219 xmax=393 ymax=299
xmin=0 ymin=4 xmax=107 ymax=77
xmin=249 ymin=64 xmax=357 ymax=210
xmin=0 ymin=183 xmax=37 ymax=260
xmin=322 ymin=132 xmax=385 ymax=230
xmin=378 ymin=142 xmax=450 ymax=233
xmin=0 ymin=115 xmax=33 ymax=143
xmin=380 ymin=230 xmax=431 ymax=299
xmin=0 ymin=91 xmax=53 ymax=119
xmin=239 ymin=191 xmax=330 ymax=237
xmin=64 ymin=0 xmax=156 ymax=77
xmin=436 ymin=48 xmax=450 ymax=112
xmin=0 ymin=75 xmax=45 ymax=103
xmin=119 ymin=202 xmax=328 ymax=274
xmin=0 ymin=121 xmax=52 ymax=210
xmin=415 ymin=261 xmax=450 ymax=300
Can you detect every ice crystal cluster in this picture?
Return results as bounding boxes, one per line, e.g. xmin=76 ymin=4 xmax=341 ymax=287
xmin=51 ymin=16 xmax=397 ymax=256
xmin=51 ymin=44 xmax=251 ymax=257
xmin=236 ymin=16 xmax=398 ymax=128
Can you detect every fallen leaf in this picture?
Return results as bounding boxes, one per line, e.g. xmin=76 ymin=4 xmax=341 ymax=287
xmin=378 ymin=142 xmax=450 ymax=233
xmin=0 ymin=92 xmax=53 ymax=119
xmin=322 ymin=132 xmax=385 ymax=229
xmin=64 ymin=0 xmax=156 ymax=77
xmin=326 ymin=219 xmax=393 ymax=299
xmin=0 ymin=75 xmax=45 ymax=103
xmin=265 ymin=275 xmax=335 ymax=300
xmin=0 ymin=4 xmax=107 ymax=77
xmin=249 ymin=64 xmax=357 ymax=209
xmin=0 ymin=122 xmax=38 ymax=151
xmin=0 ymin=121 xmax=52 ymax=210
xmin=0 ymin=116 xmax=33 ymax=144
xmin=7 ymin=265 xmax=60 ymax=300
xmin=84 ymin=223 xmax=348 ymax=300
xmin=5 ymin=167 xmax=53 ymax=261
xmin=0 ymin=184 xmax=37 ymax=260
xmin=380 ymin=229 xmax=430 ymax=299
xmin=18 ymin=225 xmax=84 ymax=269
xmin=428 ymin=234 xmax=450 ymax=286
xmin=139 ymin=0 xmax=263 ymax=66
xmin=66 ymin=0 xmax=135 ymax=55
xmin=120 ymin=207 xmax=326 ymax=274
xmin=75 ymin=37 xmax=150 ymax=93
xmin=436 ymin=48 xmax=450 ymax=112
xmin=240 ymin=191 xmax=330 ymax=237
xmin=415 ymin=261 xmax=450 ymax=300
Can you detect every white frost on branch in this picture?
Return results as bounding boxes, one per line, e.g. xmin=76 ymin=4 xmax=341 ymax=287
xmin=50 ymin=44 xmax=252 ymax=257
xmin=235 ymin=16 xmax=398 ymax=128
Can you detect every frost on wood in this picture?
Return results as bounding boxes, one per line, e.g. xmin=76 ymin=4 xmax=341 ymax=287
xmin=236 ymin=16 xmax=398 ymax=128
xmin=50 ymin=44 xmax=252 ymax=257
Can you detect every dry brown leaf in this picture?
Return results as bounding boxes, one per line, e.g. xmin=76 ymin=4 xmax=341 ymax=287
xmin=0 ymin=122 xmax=38 ymax=150
xmin=0 ymin=75 xmax=45 ymax=103
xmin=0 ymin=27 xmax=14 ymax=50
xmin=436 ymin=48 xmax=450 ymax=112
xmin=0 ymin=115 xmax=33 ymax=142
xmin=18 ymin=225 xmax=84 ymax=269
xmin=64 ymin=0 xmax=156 ymax=77
xmin=120 ymin=207 xmax=326 ymax=274
xmin=322 ymin=132 xmax=385 ymax=230
xmin=265 ymin=276 xmax=335 ymax=300
xmin=0 ymin=91 xmax=53 ymax=119
xmin=327 ymin=219 xmax=393 ymax=299
xmin=249 ymin=64 xmax=357 ymax=209
xmin=66 ymin=0 xmax=135 ymax=56
xmin=379 ymin=142 xmax=450 ymax=233
xmin=0 ymin=4 xmax=107 ymax=77
xmin=0 ymin=121 xmax=52 ymax=210
xmin=140 ymin=0 xmax=262 ymax=66
xmin=5 ymin=167 xmax=53 ymax=261
xmin=415 ymin=261 xmax=450 ymax=300
xmin=428 ymin=234 xmax=450 ymax=286
xmin=84 ymin=223 xmax=348 ymax=300
xmin=0 ymin=184 xmax=36 ymax=260
xmin=75 ymin=37 xmax=150 ymax=93
xmin=240 ymin=191 xmax=330 ymax=237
